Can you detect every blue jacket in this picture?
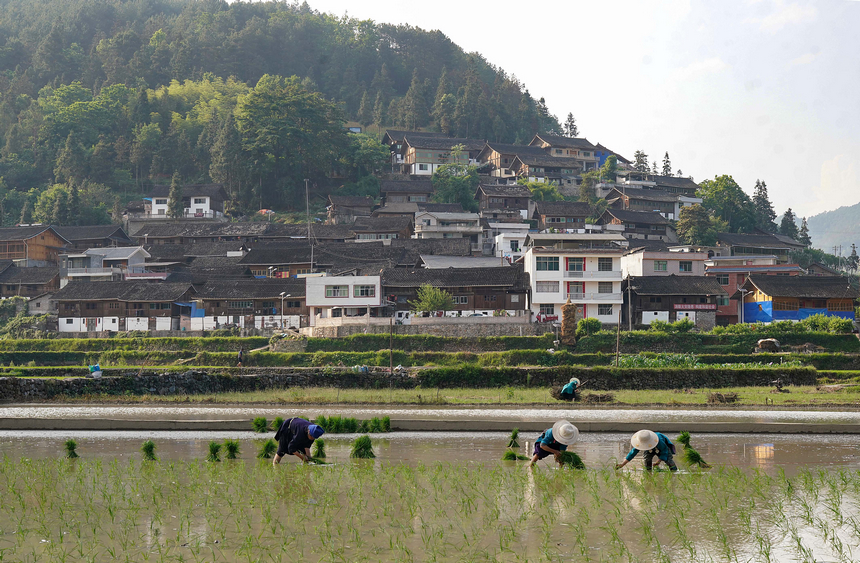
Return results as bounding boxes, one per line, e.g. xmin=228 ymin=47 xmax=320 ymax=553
xmin=561 ymin=381 xmax=577 ymax=395
xmin=537 ymin=429 xmax=568 ymax=452
xmin=626 ymin=432 xmax=673 ymax=462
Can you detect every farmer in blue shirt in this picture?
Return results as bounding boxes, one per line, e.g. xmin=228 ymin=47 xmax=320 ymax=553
xmin=559 ymin=378 xmax=581 ymax=401
xmin=615 ymin=429 xmax=677 ymax=471
xmin=529 ymin=420 xmax=579 ymax=467
xmin=272 ymin=417 xmax=325 ymax=465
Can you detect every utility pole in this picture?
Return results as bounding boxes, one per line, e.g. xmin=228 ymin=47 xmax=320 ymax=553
xmin=627 ymin=277 xmax=634 ymax=331
xmin=305 ymin=178 xmax=313 ymax=271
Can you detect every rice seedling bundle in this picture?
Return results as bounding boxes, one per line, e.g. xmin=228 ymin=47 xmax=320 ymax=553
xmin=312 ymin=439 xmax=326 ymax=459
xmin=557 ymin=451 xmax=585 ymax=469
xmin=507 ymin=428 xmax=520 ymax=448
xmin=676 ymin=431 xmax=710 ymax=468
xmin=223 ymin=439 xmax=240 ymax=460
xmin=256 ymin=439 xmax=277 ymax=459
xmin=272 ymin=417 xmax=285 ymax=432
xmin=252 ymin=417 xmax=268 ymax=433
xmin=501 ymin=450 xmax=529 ymax=461
xmin=382 ymin=416 xmax=391 ymax=432
xmin=64 ymin=439 xmax=79 ymax=459
xmin=350 ymin=435 xmax=375 ymax=458
xmin=140 ymin=440 xmax=157 ymax=461
xmin=206 ymin=442 xmax=222 ymax=462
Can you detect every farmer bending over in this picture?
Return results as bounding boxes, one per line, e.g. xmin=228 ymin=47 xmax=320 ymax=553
xmin=273 ymin=417 xmax=325 ymax=465
xmin=529 ymin=420 xmax=579 ymax=467
xmin=615 ymin=429 xmax=677 ymax=472
xmin=559 ymin=378 xmax=582 ymax=402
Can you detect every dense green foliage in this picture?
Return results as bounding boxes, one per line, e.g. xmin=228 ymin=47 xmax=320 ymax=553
xmin=0 ymin=0 xmax=559 ymax=220
xmin=305 ymin=334 xmax=555 ymax=352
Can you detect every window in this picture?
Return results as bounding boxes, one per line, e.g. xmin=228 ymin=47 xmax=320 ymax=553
xmin=717 ymin=296 xmax=730 ymax=306
xmin=539 ymin=304 xmax=555 ymax=315
xmin=155 ymin=199 xmax=167 ymax=205
xmin=108 ymin=303 xmax=119 ymax=309
xmin=85 ymin=303 xmax=96 ymax=310
xmin=598 ymin=258 xmax=613 ymax=272
xmin=679 ymin=261 xmax=693 ymax=272
xmin=567 ymin=217 xmax=583 ymax=223
xmin=654 ymin=260 xmax=668 ymax=272
xmin=325 ymin=285 xmax=348 ymax=298
xmin=511 ymin=295 xmax=519 ymax=302
xmin=828 ymin=301 xmax=854 ymax=311
xmin=583 ymin=152 xmax=591 ymax=157
xmin=547 ymin=217 xmax=564 ymax=223
xmin=149 ymin=303 xmax=158 ymax=309
xmin=262 ymin=301 xmax=275 ymax=308
xmin=453 ymin=296 xmax=468 ymax=305
xmin=228 ymin=301 xmax=253 ymax=309
xmin=194 ymin=198 xmax=206 ymax=204
xmin=354 ymin=285 xmax=376 ymax=297
xmin=567 ymin=257 xmax=584 ymax=272
xmin=286 ymin=301 xmax=301 ymax=308
xmin=598 ymin=304 xmax=613 ymax=316
xmin=536 ymin=281 xmax=559 ymax=293
xmin=418 ymin=164 xmax=429 ymax=171
xmin=649 ymin=297 xmax=662 ymax=303
xmin=716 ymin=274 xmax=729 ymax=285
xmin=483 ymin=295 xmax=497 ymax=302
xmin=510 ymin=241 xmax=519 ymax=252
xmin=5 ymin=285 xmax=13 ymax=290
xmin=66 ymin=318 xmax=73 ymax=324
xmin=598 ymin=282 xmax=614 ymax=294
xmin=555 ymin=149 xmax=563 ymax=154
xmin=536 ymin=256 xmax=559 ymax=271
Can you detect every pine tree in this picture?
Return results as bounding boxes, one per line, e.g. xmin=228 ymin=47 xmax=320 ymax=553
xmin=357 ymin=90 xmax=372 ymax=129
xmin=68 ymin=183 xmax=81 ymax=225
xmin=19 ymin=201 xmax=32 ymax=224
xmin=848 ymin=244 xmax=859 ymax=273
xmin=752 ymin=179 xmax=777 ymax=233
xmin=676 ymin=169 xmax=683 ymax=177
xmin=52 ymin=190 xmax=69 ymax=225
xmin=778 ymin=208 xmax=799 ymax=240
xmin=661 ymin=152 xmax=672 ymax=176
xmin=798 ymin=217 xmax=811 ymax=246
xmin=564 ymin=113 xmax=578 ymax=137
xmin=403 ymin=69 xmax=427 ymax=130
xmin=168 ymin=172 xmax=184 ymax=218
xmin=632 ymin=150 xmax=648 ymax=172
xmin=372 ymin=92 xmax=386 ymax=131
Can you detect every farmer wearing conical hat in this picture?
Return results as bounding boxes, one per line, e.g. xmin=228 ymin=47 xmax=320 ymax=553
xmin=559 ymin=377 xmax=582 ymax=402
xmin=529 ymin=420 xmax=579 ymax=467
xmin=615 ymin=429 xmax=678 ymax=472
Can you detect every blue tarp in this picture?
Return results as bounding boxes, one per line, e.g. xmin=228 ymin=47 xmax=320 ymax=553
xmin=744 ymin=302 xmax=855 ymax=323
xmin=175 ymin=301 xmax=205 ymax=318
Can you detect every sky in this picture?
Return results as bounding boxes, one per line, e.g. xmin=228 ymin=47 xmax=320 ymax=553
xmin=290 ymin=0 xmax=860 ymax=220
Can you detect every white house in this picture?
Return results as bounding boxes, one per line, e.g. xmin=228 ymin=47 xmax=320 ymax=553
xmin=413 ymin=211 xmax=483 ymax=254
xmin=144 ymin=184 xmax=228 ymax=219
xmin=306 ymin=275 xmax=384 ymax=326
xmin=620 ymin=247 xmax=707 ymax=277
xmin=59 ymin=246 xmax=151 ymax=287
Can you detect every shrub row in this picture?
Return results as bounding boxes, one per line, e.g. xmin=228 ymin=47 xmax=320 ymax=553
xmin=304 ymin=333 xmax=555 ymax=353
xmin=0 ymin=337 xmax=268 ymax=352
xmin=575 ymin=332 xmax=860 ymax=353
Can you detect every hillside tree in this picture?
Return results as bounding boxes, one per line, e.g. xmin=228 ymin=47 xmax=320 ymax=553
xmin=564 ymin=113 xmax=578 ymax=137
xmin=798 ymin=217 xmax=812 ymax=246
xmin=632 ymin=150 xmax=648 ymax=172
xmin=698 ymin=175 xmax=756 ymax=233
xmin=168 ymin=172 xmax=184 ymax=219
xmin=779 ymin=208 xmax=799 ymax=240
xmin=661 ymin=152 xmax=672 ymax=176
xmin=752 ymin=179 xmax=777 ymax=233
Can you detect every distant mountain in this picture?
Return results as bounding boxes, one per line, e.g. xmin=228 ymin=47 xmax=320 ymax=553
xmin=806 ymin=201 xmax=860 ymax=254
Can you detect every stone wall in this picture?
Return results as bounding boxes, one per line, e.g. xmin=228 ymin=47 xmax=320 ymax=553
xmin=303 ymin=322 xmax=555 ymax=338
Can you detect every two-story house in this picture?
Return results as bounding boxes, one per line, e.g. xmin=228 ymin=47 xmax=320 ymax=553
xmin=705 ymin=257 xmax=805 ymax=325
xmin=194 ymin=279 xmax=307 ymax=330
xmin=59 ymin=246 xmax=151 ymax=287
xmin=733 ymin=275 xmax=856 ymax=324
xmin=475 ymin=142 xmax=555 ymax=180
xmin=528 ymin=134 xmax=600 ymax=172
xmin=0 ymin=265 xmax=60 ymax=298
xmin=401 ymin=136 xmax=484 ymax=176
xmin=624 ymin=276 xmax=728 ymax=329
xmin=474 ymin=183 xmax=531 ymax=222
xmin=599 ymin=209 xmax=677 ymax=242
xmin=605 ymin=186 xmax=691 ymax=220
xmin=305 ymin=275 xmax=384 ymax=326
xmin=531 ymin=201 xmax=591 ymax=231
xmin=380 ymin=129 xmax=448 ymax=172
xmin=380 ymin=180 xmax=434 ymax=205
xmin=413 ymin=211 xmax=483 ymax=254
xmin=509 ymin=154 xmax=581 ymax=186
xmin=0 ymin=225 xmax=70 ymax=266
xmin=54 ymin=225 xmax=134 ymax=250
xmin=144 ymin=184 xmax=228 ymax=219
xmin=352 ymin=216 xmax=413 ymax=240
xmin=326 ymin=196 xmax=374 ymax=225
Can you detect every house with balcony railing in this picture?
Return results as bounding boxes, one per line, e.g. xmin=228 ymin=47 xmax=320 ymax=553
xmin=59 ymin=246 xmax=151 ymax=287
xmin=137 ymin=184 xmax=227 ymax=220
xmin=413 ymin=211 xmax=483 ymax=254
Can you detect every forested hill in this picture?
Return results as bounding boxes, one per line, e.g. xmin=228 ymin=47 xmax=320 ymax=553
xmin=806 ymin=201 xmax=860 ymax=254
xmin=0 ymin=0 xmax=560 ymax=223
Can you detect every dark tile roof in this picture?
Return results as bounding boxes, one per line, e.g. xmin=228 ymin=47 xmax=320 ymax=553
xmin=148 ymin=184 xmax=228 ymax=202
xmin=198 ymin=279 xmax=307 ymax=299
xmin=0 ymin=225 xmax=68 ymax=243
xmin=602 ymin=209 xmax=669 ymax=225
xmin=186 ymin=255 xmax=248 ymax=271
xmin=477 ymin=183 xmax=532 ymax=198
xmin=144 ymin=242 xmax=249 ymax=262
xmin=484 ymin=142 xmax=551 ymax=158
xmin=133 ymin=222 xmax=271 ymax=239
xmin=352 ymin=216 xmax=413 ymax=232
xmin=239 ymin=245 xmax=315 ymax=266
xmin=381 ymin=130 xmax=447 ymax=144
xmin=651 ymin=176 xmax=700 ymax=192
xmin=418 ymin=203 xmax=464 ymax=213
xmin=328 ymin=195 xmax=375 ymax=208
xmin=593 ymin=143 xmax=631 ymax=164
xmin=380 ymin=180 xmax=434 ymax=194
xmin=629 ymin=275 xmax=728 ymax=296
xmin=404 ymin=136 xmax=485 ymax=151
xmin=716 ymin=232 xmax=803 ymax=249
xmin=52 ymin=281 xmax=195 ymax=301
xmin=0 ymin=266 xmax=59 ymax=284
xmin=740 ymin=275 xmax=856 ymax=299
xmin=389 ymin=238 xmax=472 ymax=256
xmin=0 ymin=260 xmax=14 ymax=274
xmin=623 ymin=240 xmax=673 ymax=253
xmin=382 ymin=264 xmax=529 ymax=290
xmin=533 ymin=201 xmax=591 ymax=216
xmin=239 ymin=242 xmax=419 ymax=269
xmin=513 ymin=155 xmax=582 ymax=169
xmin=608 ymin=186 xmax=680 ymax=202
xmin=532 ymin=134 xmax=597 ymax=150
xmin=53 ymin=225 xmax=132 ymax=243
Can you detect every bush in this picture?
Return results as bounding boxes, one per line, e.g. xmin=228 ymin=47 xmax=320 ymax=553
xmin=649 ymin=319 xmax=695 ymax=333
xmin=575 ymin=318 xmax=602 ymax=339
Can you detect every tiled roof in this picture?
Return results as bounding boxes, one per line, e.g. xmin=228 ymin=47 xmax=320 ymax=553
xmin=623 ymin=240 xmax=673 ymax=253
xmin=0 ymin=225 xmax=68 ymax=243
xmin=602 ymin=209 xmax=669 ymax=225
xmin=389 ymin=238 xmax=472 ymax=256
xmin=403 ymin=136 xmax=485 ymax=151
xmin=484 ymin=142 xmax=550 ymax=158
xmin=740 ymin=275 xmax=856 ymax=299
xmin=0 ymin=266 xmax=59 ymax=284
xmin=533 ymin=201 xmax=591 ymax=216
xmin=608 ymin=186 xmax=680 ymax=202
xmin=198 ymin=279 xmax=306 ymax=299
xmin=381 ymin=130 xmax=447 ymax=144
xmin=513 ymin=154 xmax=582 ymax=169
xmin=477 ymin=184 xmax=532 ymax=198
xmin=593 ymin=143 xmax=631 ymax=164
xmin=148 ymin=184 xmax=227 ymax=202
xmin=380 ymin=180 xmax=434 ymax=194
xmin=716 ymin=232 xmax=803 ymax=249
xmin=382 ymin=264 xmax=529 ymax=290
xmin=418 ymin=203 xmax=464 ymax=213
xmin=532 ymin=134 xmax=597 ymax=150
xmin=373 ymin=203 xmax=419 ymax=215
xmin=651 ymin=176 xmax=700 ymax=192
xmin=132 ymin=222 xmax=270 ymax=238
xmin=84 ymin=246 xmax=149 ymax=260
xmin=629 ymin=275 xmax=728 ymax=296
xmin=328 ymin=195 xmax=374 ymax=208
xmin=352 ymin=216 xmax=413 ymax=232
xmin=52 ymin=281 xmax=195 ymax=301
xmin=53 ymin=225 xmax=131 ymax=242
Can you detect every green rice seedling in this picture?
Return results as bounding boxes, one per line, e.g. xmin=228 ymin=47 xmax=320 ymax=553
xmin=344 ymin=417 xmax=359 ymax=433
xmin=223 ymin=439 xmax=240 ymax=459
xmin=359 ymin=419 xmax=370 ymax=433
xmin=507 ymin=428 xmax=520 ymax=448
xmin=350 ymin=435 xmax=375 ymax=458
xmin=382 ymin=416 xmax=391 ymax=432
xmin=140 ymin=440 xmax=157 ymax=461
xmin=257 ymin=439 xmax=277 ymax=459
xmin=501 ymin=450 xmax=529 ymax=461
xmin=369 ymin=417 xmax=383 ymax=433
xmin=271 ymin=417 xmax=284 ymax=432
xmin=252 ymin=417 xmax=268 ymax=433
xmin=206 ymin=442 xmax=221 ymax=462
xmin=677 ymin=431 xmax=691 ymax=448
xmin=64 ymin=439 xmax=79 ymax=459
xmin=681 ymin=447 xmax=710 ymax=468
xmin=315 ymin=415 xmax=328 ymax=428
xmin=312 ymin=439 xmax=326 ymax=459
xmin=557 ymin=451 xmax=585 ymax=469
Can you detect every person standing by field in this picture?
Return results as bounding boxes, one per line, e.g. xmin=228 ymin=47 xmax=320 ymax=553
xmin=273 ymin=417 xmax=325 ymax=465
xmin=615 ymin=429 xmax=678 ymax=472
xmin=529 ymin=420 xmax=579 ymax=467
xmin=237 ymin=347 xmax=244 ymax=367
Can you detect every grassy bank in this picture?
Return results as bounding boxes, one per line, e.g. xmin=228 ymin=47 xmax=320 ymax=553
xmin=50 ymin=384 xmax=860 ymax=407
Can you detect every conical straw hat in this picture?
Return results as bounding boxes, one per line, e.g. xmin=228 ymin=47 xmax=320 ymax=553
xmin=631 ymin=429 xmax=659 ymax=451
xmin=552 ymin=420 xmax=579 ymax=445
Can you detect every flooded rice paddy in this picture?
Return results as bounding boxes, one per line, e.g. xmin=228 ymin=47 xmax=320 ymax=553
xmin=1 ymin=431 xmax=860 ymax=561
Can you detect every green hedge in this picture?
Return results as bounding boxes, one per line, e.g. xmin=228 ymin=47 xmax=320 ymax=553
xmin=417 ymin=366 xmax=818 ymax=389
xmin=304 ymin=334 xmax=555 ymax=353
xmin=575 ymin=332 xmax=860 ymax=353
xmin=0 ymin=337 xmax=268 ymax=352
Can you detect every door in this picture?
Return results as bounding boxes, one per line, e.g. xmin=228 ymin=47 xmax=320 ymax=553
xmin=86 ymin=318 xmax=98 ymax=332
xmin=566 ymin=282 xmax=585 ymax=299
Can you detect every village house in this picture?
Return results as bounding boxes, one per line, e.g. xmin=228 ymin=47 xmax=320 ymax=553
xmin=379 ymin=180 xmax=434 ymax=205
xmin=53 ymin=225 xmax=134 ymax=250
xmin=305 ymin=275 xmax=384 ymax=326
xmin=351 ymin=216 xmax=413 ymax=240
xmin=593 ymin=143 xmax=631 ymax=167
xmin=475 ymin=142 xmax=554 ymax=180
xmin=326 ymin=195 xmax=374 ymax=224
xmin=605 ymin=186 xmax=694 ymax=220
xmin=141 ymin=184 xmax=228 ymax=219
xmin=0 ymin=225 xmax=70 ymax=266
xmin=192 ymin=279 xmax=307 ymax=330
xmin=380 ymin=130 xmax=448 ymax=172
xmin=531 ymin=201 xmax=591 ymax=231
xmin=413 ymin=211 xmax=483 ymax=254
xmin=621 ymin=246 xmax=708 ymax=277
xmin=59 ymin=246 xmax=151 ymax=287
xmin=487 ymin=222 xmax=531 ymax=261
xmin=732 ymin=275 xmax=856 ymax=323
xmin=528 ymin=134 xmax=600 ymax=172
xmin=624 ymin=275 xmax=728 ymax=330
xmin=400 ymin=136 xmax=484 ymax=176
xmin=0 ymin=265 xmax=60 ymax=298
xmin=715 ymin=232 xmax=807 ymax=264
xmin=474 ymin=183 xmax=531 ymax=222
xmin=599 ymin=209 xmax=677 ymax=242
xmin=53 ymin=281 xmax=196 ymax=333
xmin=508 ymin=154 xmax=581 ymax=186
